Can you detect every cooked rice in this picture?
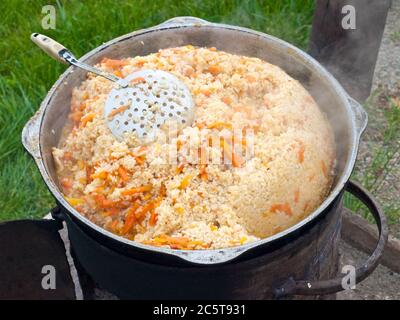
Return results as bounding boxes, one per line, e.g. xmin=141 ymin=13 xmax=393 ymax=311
xmin=53 ymin=46 xmax=335 ymax=250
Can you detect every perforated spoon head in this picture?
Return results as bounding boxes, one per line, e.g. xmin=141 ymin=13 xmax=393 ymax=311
xmin=30 ymin=35 xmax=194 ymax=143
xmin=104 ymin=70 xmax=194 ymax=143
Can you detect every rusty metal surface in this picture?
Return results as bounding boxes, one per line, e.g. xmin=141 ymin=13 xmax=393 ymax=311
xmin=22 ymin=16 xmax=368 ymax=264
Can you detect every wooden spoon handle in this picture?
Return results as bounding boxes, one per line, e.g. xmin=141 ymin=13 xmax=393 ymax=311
xmin=30 ymin=33 xmax=73 ymax=65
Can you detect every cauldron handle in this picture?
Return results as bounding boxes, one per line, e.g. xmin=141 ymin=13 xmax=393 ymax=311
xmin=50 ymin=205 xmax=65 ymax=222
xmin=274 ymin=180 xmax=388 ymax=298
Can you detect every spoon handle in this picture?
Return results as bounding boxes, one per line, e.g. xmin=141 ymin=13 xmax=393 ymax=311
xmin=31 ymin=33 xmax=121 ymax=84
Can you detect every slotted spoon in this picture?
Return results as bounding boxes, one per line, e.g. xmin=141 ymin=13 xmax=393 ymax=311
xmin=31 ymin=33 xmax=194 ymax=142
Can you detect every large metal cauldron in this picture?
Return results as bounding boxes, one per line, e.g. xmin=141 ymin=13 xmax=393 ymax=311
xmin=22 ymin=17 xmax=387 ymax=299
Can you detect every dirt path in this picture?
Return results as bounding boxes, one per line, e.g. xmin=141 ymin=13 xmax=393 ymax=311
xmin=372 ymin=0 xmax=400 ymax=95
xmin=353 ymin=0 xmax=400 ymax=237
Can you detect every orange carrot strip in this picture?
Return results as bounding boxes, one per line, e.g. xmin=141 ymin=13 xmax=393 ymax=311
xmin=149 ymin=210 xmax=157 ymax=226
xmin=176 ymin=163 xmax=185 ymax=174
xmin=303 ymin=201 xmax=310 ymax=212
xmin=91 ymin=171 xmax=108 ymax=180
xmin=60 ymin=178 xmax=73 ymax=190
xmin=177 ymin=140 xmax=183 ymax=151
xmin=66 ymin=197 xmax=84 ymax=207
xmin=165 ymin=236 xmax=189 ymax=246
xmin=321 ymin=160 xmax=328 ymax=178
xmin=130 ymin=77 xmax=146 ymax=85
xmin=135 ymin=60 xmax=145 ymax=67
xmin=122 ymin=204 xmax=139 ymax=234
xmin=80 ymin=113 xmax=95 ymax=127
xmin=128 ymin=147 xmax=147 ymax=165
xmin=297 ymin=142 xmax=305 ymax=163
xmin=94 ymin=194 xmax=114 ymax=208
xmin=198 ymin=146 xmax=208 ymax=180
xmin=270 ymin=203 xmax=293 ymax=216
xmin=104 ymin=207 xmax=119 ymax=216
xmin=208 ymin=65 xmax=220 ymax=76
xmin=69 ymin=111 xmax=83 ymax=123
xmin=118 ymin=166 xmax=130 ymax=183
xmin=222 ymin=96 xmax=232 ymax=105
xmin=109 ymin=220 xmax=119 ymax=233
xmin=179 ymin=175 xmax=192 ymax=190
xmin=145 ymin=235 xmax=201 ymax=249
xmin=200 ymin=165 xmax=208 ymax=181
xmin=107 ymin=105 xmax=129 ymax=120
xmin=222 ymin=139 xmax=244 ymax=167
xmin=294 ymin=190 xmax=300 ymax=203
xmin=142 ymin=193 xmax=152 ymax=201
xmin=135 ymin=156 xmax=145 ymax=165
xmin=86 ymin=165 xmax=94 ymax=182
xmin=134 ymin=146 xmax=147 ymax=156
xmin=101 ymin=58 xmax=128 ymax=69
xmin=77 ymin=160 xmax=85 ymax=170
xmin=78 ymin=102 xmax=87 ymax=111
xmin=135 ymin=202 xmax=155 ymax=221
xmin=113 ymin=70 xmax=123 ymax=78
xmin=207 ymin=121 xmax=232 ymax=130
xmin=122 ymin=184 xmax=153 ymax=196
xmin=199 ymin=146 xmax=207 ymax=165
xmin=245 ymin=75 xmax=256 ymax=83
xmin=159 ymin=183 xmax=166 ymax=197
xmin=62 ymin=152 xmax=73 ymax=161
xmin=194 ymin=122 xmax=206 ymax=129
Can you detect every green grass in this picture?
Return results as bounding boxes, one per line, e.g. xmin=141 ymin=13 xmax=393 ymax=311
xmin=344 ymin=93 xmax=400 ymax=226
xmin=389 ymin=30 xmax=400 ymax=43
xmin=0 ymin=0 xmax=315 ymax=221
